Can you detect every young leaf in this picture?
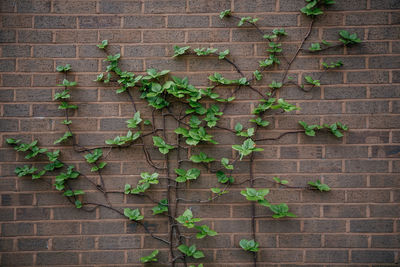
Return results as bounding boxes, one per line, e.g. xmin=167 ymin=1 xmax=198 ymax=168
xmin=152 ymin=199 xmax=168 ymax=215
xmin=56 ymin=64 xmax=71 ymax=72
xmin=219 ymin=9 xmax=231 ymax=19
xmin=140 ymin=250 xmax=159 ymax=263
xmin=308 ymin=180 xmax=331 ymax=192
xmin=190 ymin=152 xmax=215 ymax=163
xmin=269 ymin=203 xmax=296 ymax=218
xmin=124 ymin=208 xmax=144 ymax=221
xmin=84 ymin=148 xmax=103 ymax=164
xmin=152 ymin=136 xmax=174 ymax=154
xmin=218 ymin=49 xmax=230 ymax=59
xmin=239 ymin=239 xmax=259 ymax=252
xmin=173 ymin=45 xmax=190 ymax=57
xmin=97 ymin=40 xmax=108 ymax=49
xmin=54 ymin=131 xmax=73 ymax=144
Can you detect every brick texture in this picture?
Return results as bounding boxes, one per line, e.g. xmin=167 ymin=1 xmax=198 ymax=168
xmin=0 ymin=0 xmax=399 ymax=266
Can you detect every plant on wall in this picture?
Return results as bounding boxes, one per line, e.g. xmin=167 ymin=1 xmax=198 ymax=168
xmin=7 ymin=1 xmax=361 ymax=266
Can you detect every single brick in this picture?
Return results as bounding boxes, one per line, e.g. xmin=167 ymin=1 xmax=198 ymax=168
xmin=324 ymin=234 xmax=368 ymax=248
xmin=345 ymin=160 xmax=389 ymax=173
xmin=1 ymin=253 xmax=33 ymax=266
xmin=99 ymin=30 xmax=141 ymax=43
xmin=1 ymin=15 xmax=32 ymax=28
xmin=325 ymin=146 xmax=368 ymax=158
xmin=33 ymin=45 xmax=76 ymax=58
xmin=17 ymin=0 xmax=51 ymax=13
xmin=17 ymin=238 xmax=49 ymax=251
xmin=143 ymin=30 xmax=185 ymax=43
xmin=55 ymin=30 xmax=98 ymax=43
xmin=1 ymin=45 xmax=31 ymax=57
xmin=3 ymin=104 xmax=30 ymax=117
xmin=16 ymin=208 xmax=50 ymax=220
xmin=188 ymin=0 xmax=231 ymax=13
xmin=0 ymin=0 xmax=16 ymax=12
xmin=370 ymin=204 xmax=400 ymax=218
xmin=371 ymin=235 xmax=400 ymax=248
xmin=300 ymin=160 xmax=342 ymax=173
xmin=35 ymin=16 xmax=76 ymax=29
xmin=350 ymin=219 xmax=393 ymax=233
xmin=0 ymin=59 xmax=16 ymax=72
xmin=369 ymin=26 xmax=400 ymax=40
xmin=36 ymin=222 xmax=80 ymax=236
xmin=167 ymin=15 xmax=209 ymax=28
xmin=346 ymin=12 xmax=389 ymax=25
xmin=124 ymin=15 xmax=165 ymax=28
xmin=78 ymin=16 xmax=121 ymax=29
xmin=53 ymin=0 xmax=97 ymax=13
xmin=0 ymin=239 xmax=14 ymax=252
xmin=36 ymin=252 xmax=79 ymax=265
xmin=98 ymin=236 xmax=141 ymax=250
xmin=100 ymin=0 xmax=141 ymax=14
xmin=81 ymin=251 xmax=125 ymax=264
xmin=352 ymin=250 xmax=395 ymax=263
xmin=17 ymin=59 xmax=53 ymax=72
xmin=0 ymin=29 xmax=16 ymax=42
xmin=52 ymin=237 xmax=95 ymax=250
xmin=305 ymin=250 xmax=348 ymax=263
xmin=303 ymin=220 xmax=346 ymax=233
xmin=371 ymin=0 xmax=400 ymax=9
xmin=258 ymin=220 xmax=301 ymax=233
xmin=144 ymin=0 xmax=186 ymax=14
xmin=323 ymin=205 xmax=366 ymax=218
xmin=18 ymin=30 xmax=52 ymax=43
xmin=234 ymin=0 xmax=275 ymax=12
xmin=0 ymin=119 xmax=19 ymax=132
xmin=279 ymin=234 xmax=321 ymax=248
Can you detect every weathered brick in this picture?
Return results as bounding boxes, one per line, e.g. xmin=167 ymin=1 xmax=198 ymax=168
xmin=124 ymin=15 xmax=165 ymax=29
xmin=18 ymin=30 xmax=52 ymax=43
xmin=326 ymin=145 xmax=368 ymax=158
xmin=346 ymin=12 xmax=389 ymax=25
xmin=53 ymin=0 xmax=97 ymax=13
xmin=0 ymin=29 xmax=16 ymax=42
xmin=81 ymin=251 xmax=125 ymax=264
xmin=17 ymin=0 xmax=51 ymax=13
xmin=370 ymin=204 xmax=400 ymax=217
xmin=36 ymin=222 xmax=80 ymax=236
xmin=18 ymin=238 xmax=49 ymax=251
xmin=3 ymin=104 xmax=30 ymax=116
xmin=305 ymin=250 xmax=348 ymax=263
xmin=17 ymin=59 xmax=53 ymax=72
xmin=234 ymin=0 xmax=275 ymax=12
xmin=16 ymin=207 xmax=50 ymax=220
xmin=279 ymin=234 xmax=321 ymax=248
xmin=52 ymin=237 xmax=95 ymax=250
xmin=0 ymin=0 xmax=16 ymax=12
xmin=371 ymin=235 xmax=400 ymax=248
xmin=324 ymin=234 xmax=368 ymax=248
xmin=168 ymin=15 xmax=209 ymax=28
xmin=98 ymin=236 xmax=141 ymax=250
xmin=323 ymin=205 xmax=366 ymax=218
xmin=352 ymin=250 xmax=395 ymax=263
xmin=369 ymin=26 xmax=400 ymax=40
xmin=0 ymin=59 xmax=16 ymax=72
xmin=1 ymin=253 xmax=33 ymax=266
xmin=100 ymin=0 xmax=141 ymax=14
xmin=371 ymin=0 xmax=400 ymax=9
xmin=324 ymin=86 xmax=366 ymax=99
xmin=99 ymin=30 xmax=141 ymax=43
xmin=0 ymin=239 xmax=13 ymax=252
xmin=2 ymin=15 xmax=32 ymax=28
xmin=0 ymin=119 xmax=19 ymax=132
xmin=143 ymin=30 xmax=185 ymax=43
xmin=369 ymin=56 xmax=400 ymax=69
xmin=144 ymin=0 xmax=186 ymax=14
xmin=36 ymin=252 xmax=79 ymax=265
xmin=303 ymin=220 xmax=346 ymax=232
xmin=350 ymin=219 xmax=393 ymax=233
xmin=1 ymin=45 xmax=31 ymax=57
xmin=79 ymin=16 xmax=121 ymax=29
xmin=55 ymin=30 xmax=98 ymax=43
xmin=188 ymin=0 xmax=231 ymax=13
xmin=35 ymin=16 xmax=76 ymax=29
xmin=33 ymin=45 xmax=76 ymax=58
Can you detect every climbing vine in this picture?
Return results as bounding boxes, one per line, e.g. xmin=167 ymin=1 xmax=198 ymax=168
xmin=7 ymin=1 xmax=361 ymax=266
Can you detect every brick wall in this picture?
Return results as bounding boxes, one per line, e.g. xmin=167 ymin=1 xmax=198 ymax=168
xmin=1 ymin=0 xmax=399 ymax=266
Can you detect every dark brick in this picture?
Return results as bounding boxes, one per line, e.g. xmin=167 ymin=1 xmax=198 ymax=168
xmin=16 ymin=208 xmax=50 ymax=220
xmin=369 ymin=26 xmax=400 ymax=40
xmin=303 ymin=220 xmax=346 ymax=232
xmin=370 ymin=204 xmax=400 ymax=217
xmin=18 ymin=30 xmax=53 ymax=43
xmin=143 ymin=30 xmax=185 ymax=43
xmin=371 ymin=235 xmax=400 ymax=248
xmin=350 ymin=220 xmax=393 ymax=233
xmin=258 ymin=220 xmax=301 ymax=233
xmin=371 ymin=0 xmax=400 ymax=9
xmin=1 ymin=253 xmax=33 ymax=266
xmin=346 ymin=12 xmax=389 ymax=25
xmin=1 ymin=223 xmax=34 ymax=237
xmin=0 ymin=30 xmax=16 ymax=42
xmin=81 ymin=251 xmax=125 ymax=264
xmin=259 ymin=249 xmax=303 ymax=263
xmin=35 ymin=16 xmax=76 ymax=29
xmin=345 ymin=160 xmax=388 ymax=173
xmin=98 ymin=236 xmax=141 ymax=250
xmin=82 ymin=221 xmax=125 ymax=235
xmin=37 ymin=252 xmax=79 ymax=265
xmin=0 ymin=59 xmax=16 ymax=72
xmin=325 ymin=234 xmax=368 ymax=248
xmin=323 ymin=205 xmax=366 ymax=218
xmin=124 ymin=15 xmax=165 ymax=29
xmin=3 ymin=104 xmax=30 ymax=117
xmin=0 ymin=239 xmax=13 ymax=252
xmin=305 ymin=250 xmax=348 ymax=263
xmin=300 ymin=160 xmax=342 ymax=173
xmin=2 ymin=15 xmax=32 ymax=28
xmin=99 ymin=30 xmax=141 ymax=43
xmin=37 ymin=222 xmax=80 ymax=236
xmin=234 ymin=0 xmax=275 ymax=12
xmin=0 ymin=119 xmax=18 ymax=132
xmin=168 ymin=15 xmax=209 ymax=28
xmin=326 ymin=145 xmax=368 ymax=158
xmin=347 ymin=41 xmax=390 ymax=55
xmin=53 ymin=0 xmax=97 ymax=13
xmin=78 ymin=16 xmax=121 ymax=29
xmin=144 ymin=0 xmax=186 ymax=14
xmin=52 ymin=237 xmax=95 ymax=250
xmin=15 ymin=89 xmax=52 ymax=102
xmin=17 ymin=59 xmax=53 ymax=72
xmin=17 ymin=0 xmax=51 ymax=13
xmin=279 ymin=234 xmax=321 ymax=248
xmin=100 ymin=0 xmax=141 ymax=14
xmin=1 ymin=45 xmax=31 ymax=57
xmin=346 ymin=130 xmax=389 ymax=144
xmin=125 ymin=45 xmax=165 ymax=57
xmin=18 ymin=238 xmax=48 ymax=251
xmin=352 ymin=251 xmax=395 ymax=263
xmin=33 ymin=45 xmax=76 ymax=58
xmin=55 ymin=30 xmax=98 ymax=43
xmin=346 ymin=100 xmax=389 ymax=113
xmin=0 ymin=0 xmax=16 ymax=12
xmin=188 ymin=0 xmax=230 ymax=13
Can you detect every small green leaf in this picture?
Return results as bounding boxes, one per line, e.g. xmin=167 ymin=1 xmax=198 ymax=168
xmin=219 ymin=9 xmax=231 ymax=19
xmin=308 ymin=180 xmax=331 ymax=192
xmin=140 ymin=250 xmax=159 ymax=263
xmin=97 ymin=40 xmax=108 ymax=49
xmin=173 ymin=45 xmax=190 ymax=57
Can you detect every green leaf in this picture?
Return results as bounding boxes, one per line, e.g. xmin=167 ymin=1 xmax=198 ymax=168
xmin=238 ymin=16 xmax=259 ymax=27
xmin=190 ymin=152 xmax=215 ymax=163
xmin=239 ymin=239 xmax=259 ymax=252
xmin=152 ymin=136 xmax=174 ymax=154
xmin=304 ymin=76 xmax=320 ymax=87
xmin=57 ymin=79 xmax=77 ymax=87
xmin=273 ymin=177 xmax=289 ymax=185
xmin=54 ymin=131 xmax=73 ymax=144
xmin=15 ymin=165 xmax=37 ymax=177
xmin=152 ymin=199 xmax=168 ymax=215
xmin=309 ymin=42 xmax=322 ymax=51
xmin=90 ymin=162 xmax=107 ymax=172
xmin=46 ymin=150 xmax=60 ymax=162
xmin=232 ymin=139 xmax=264 ymax=160
xmin=271 ymin=98 xmax=299 ymax=112
xmin=126 ymin=111 xmax=142 ymax=129
xmin=139 ymin=172 xmax=159 ymax=185
xmin=241 ymin=187 xmax=269 ymax=202
xmin=249 ymin=117 xmax=270 ymax=127
xmin=234 ymin=123 xmax=243 ymax=132
xmin=140 ymin=250 xmax=159 ymax=263
xmin=97 ymin=40 xmax=108 ymax=49
xmin=173 ymin=45 xmax=190 ymax=57
xmin=6 ymin=138 xmax=20 ymax=145
xmin=308 ymin=180 xmax=331 ymax=192
xmin=194 ymin=47 xmax=218 ymax=56
xmin=221 ymin=157 xmax=234 ymax=170
xmin=269 ymin=203 xmax=296 ymax=218
xmin=219 ymin=9 xmax=231 ymax=19
xmin=195 ymin=225 xmax=217 ymax=239
xmin=124 ymin=208 xmax=144 ymax=221
xmin=56 ymin=64 xmax=71 ymax=72
xmin=178 ymin=244 xmax=204 ymax=259
xmin=218 ymin=49 xmax=230 ymax=59
xmin=216 ymin=171 xmax=234 ymax=184
xmin=253 ymin=70 xmax=262 ymax=81
xmin=176 ymin=209 xmax=201 ymax=229
xmin=75 ymin=200 xmax=82 ymax=209
xmin=339 ymin=30 xmax=361 ymax=45
xmin=322 ymin=60 xmax=343 ymax=69
xmin=84 ymin=148 xmax=103 ymax=164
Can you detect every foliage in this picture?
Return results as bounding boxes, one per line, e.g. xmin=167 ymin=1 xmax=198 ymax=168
xmin=308 ymin=180 xmax=331 ymax=191
xmin=239 ymin=239 xmax=259 ymax=252
xmin=140 ymin=250 xmax=159 ymax=263
xmin=124 ymin=208 xmax=144 ymax=221
xmin=153 ymin=136 xmax=175 ymax=154
xmin=339 ymin=30 xmax=361 ymax=45
xmin=232 ymin=139 xmax=264 ymax=160
xmin=175 ymin=168 xmax=201 ymax=183
xmin=176 ymin=209 xmax=201 ymax=228
xmin=178 ymin=244 xmax=204 ymax=259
